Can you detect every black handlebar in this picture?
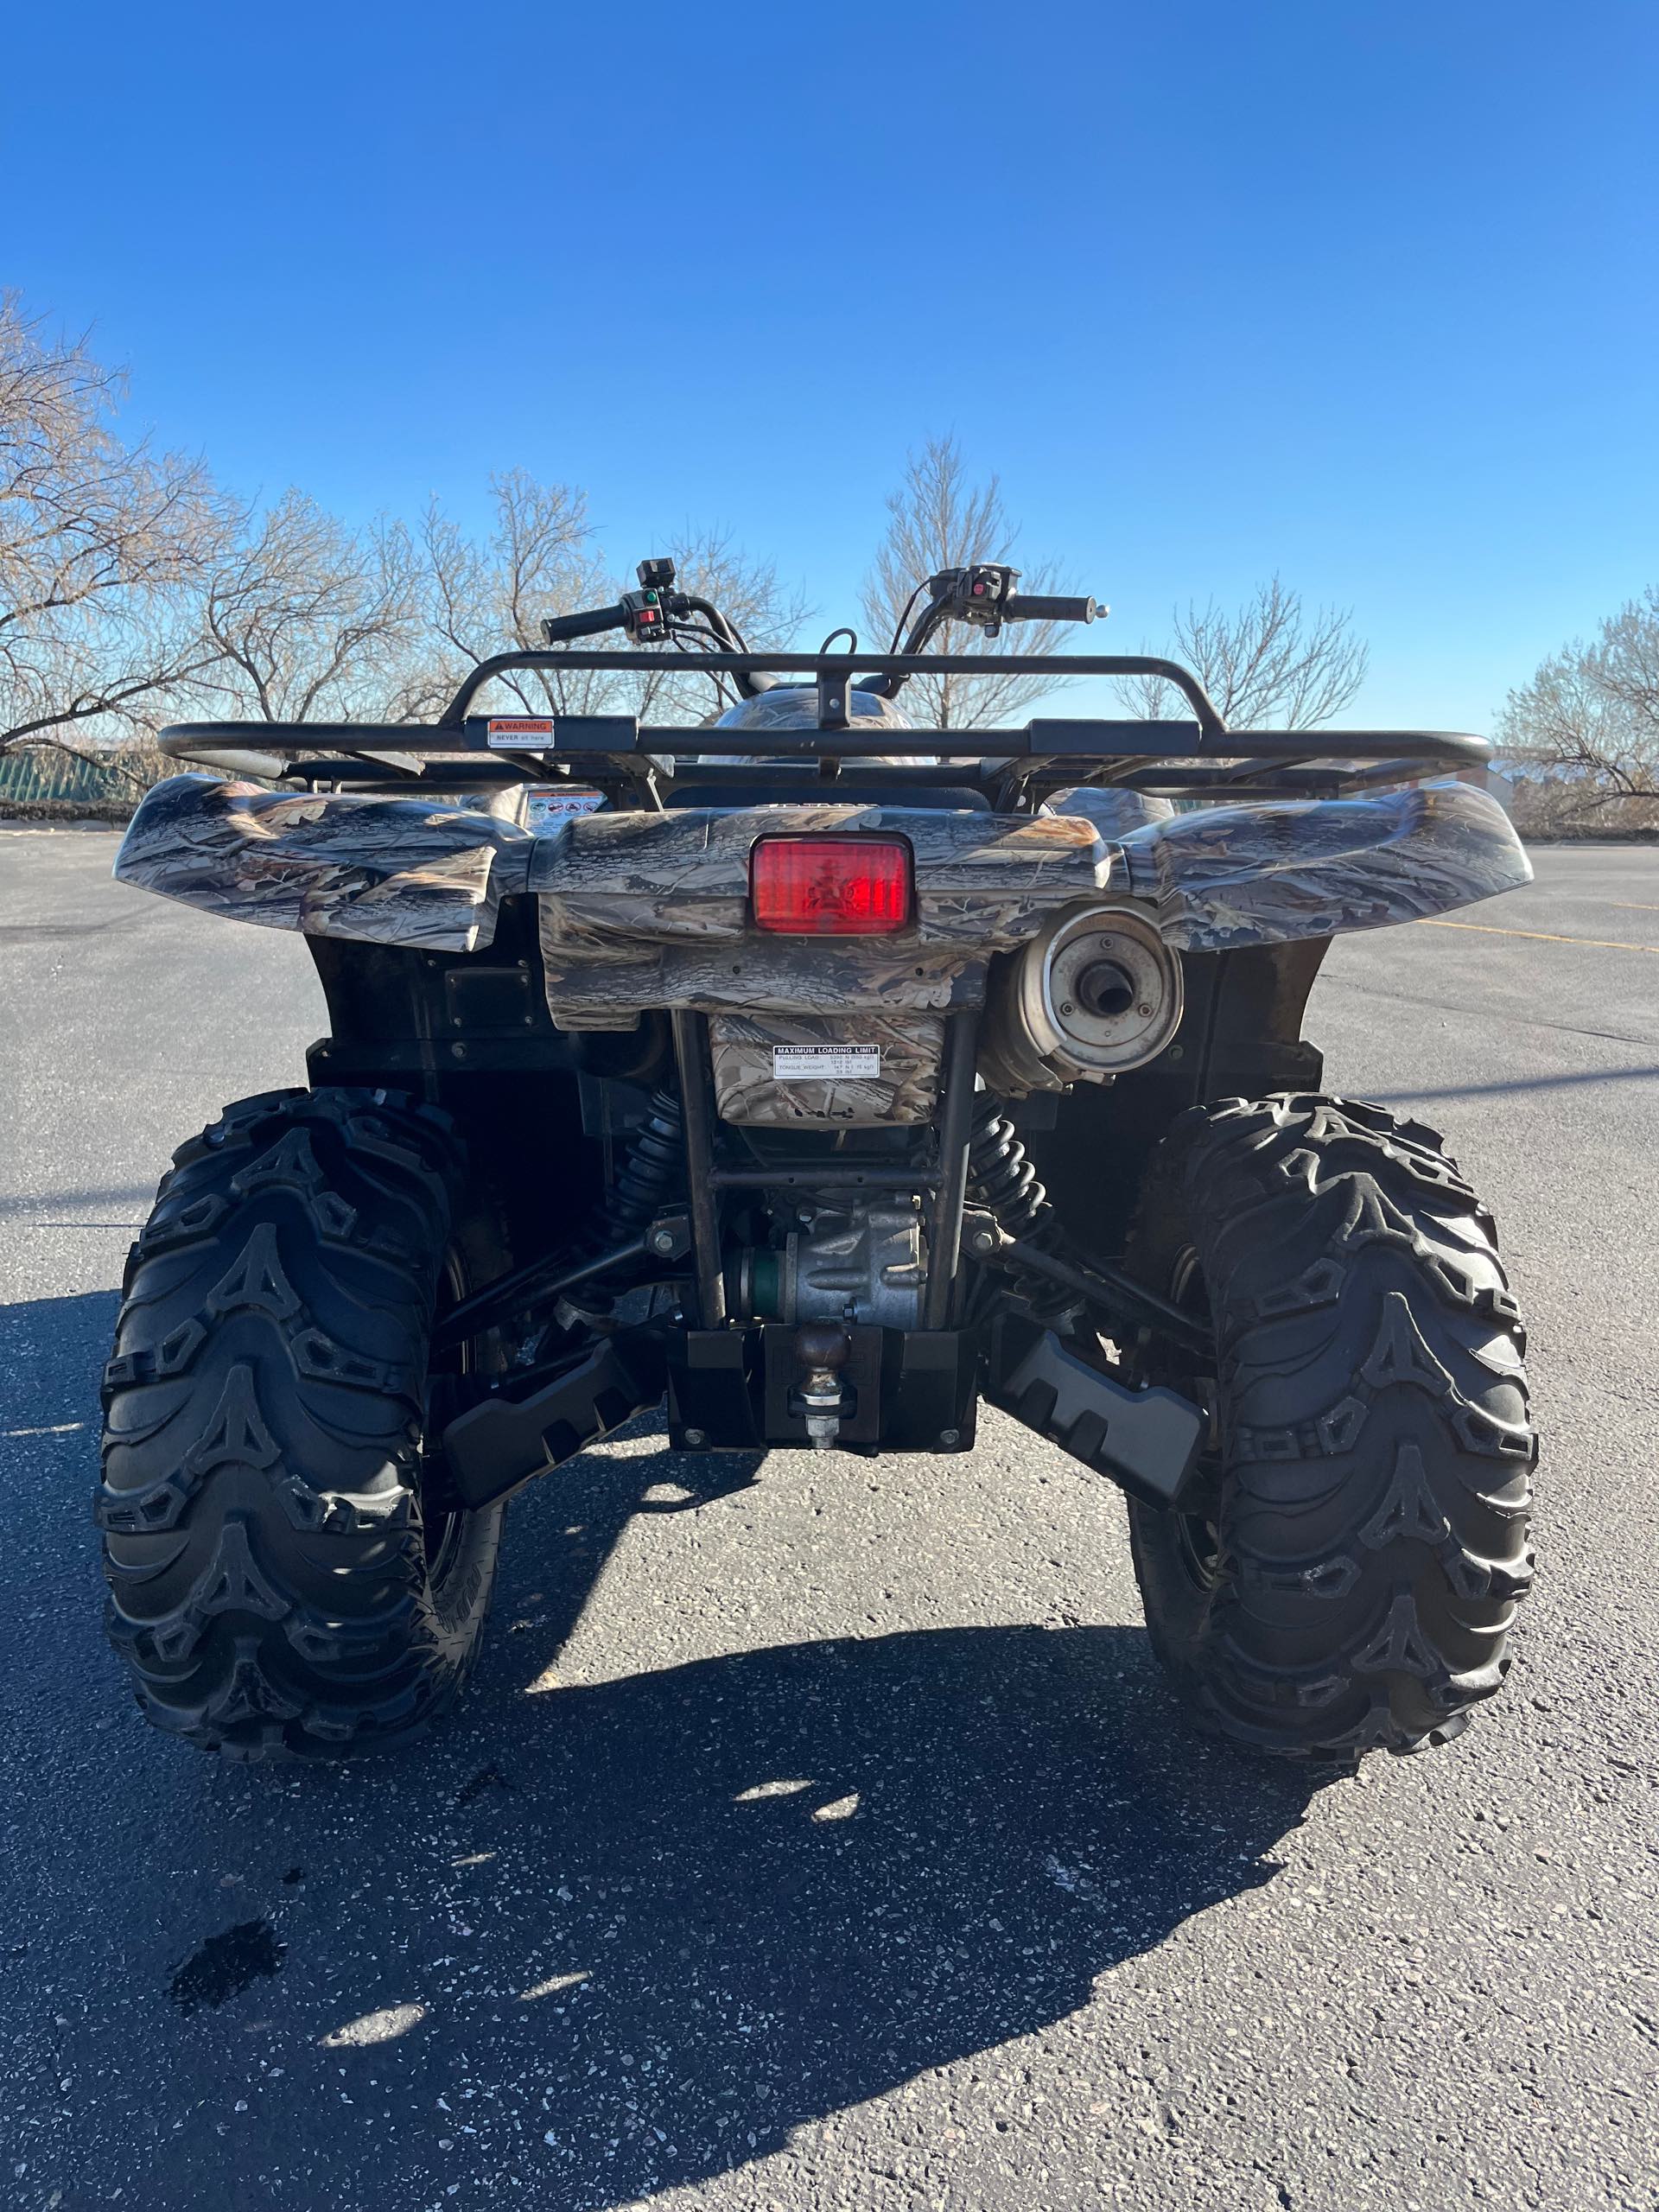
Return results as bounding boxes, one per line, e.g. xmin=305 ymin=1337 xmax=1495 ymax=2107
xmin=539 ymin=594 xmax=772 ymax=696
xmin=541 ymin=604 xmax=627 ymax=644
xmin=1004 ymin=593 xmax=1099 ymax=625
xmin=537 ymin=575 xmax=1103 ymax=658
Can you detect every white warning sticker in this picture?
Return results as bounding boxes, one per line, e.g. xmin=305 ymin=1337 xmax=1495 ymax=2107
xmin=524 ymin=787 xmax=604 ymax=827
xmin=772 ymin=1046 xmax=881 ymax=1082
xmin=486 ymin=717 xmax=555 ymax=749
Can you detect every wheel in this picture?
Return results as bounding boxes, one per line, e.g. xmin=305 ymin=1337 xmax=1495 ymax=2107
xmin=96 ymin=1087 xmax=507 ymax=1759
xmin=1122 ymin=1094 xmax=1535 ymax=1761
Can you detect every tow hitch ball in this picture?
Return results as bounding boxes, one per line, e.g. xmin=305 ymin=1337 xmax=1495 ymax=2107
xmin=791 ymin=1322 xmax=854 ymax=1452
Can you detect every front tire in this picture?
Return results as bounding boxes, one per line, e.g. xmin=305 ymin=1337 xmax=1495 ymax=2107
xmin=1124 ymin=1095 xmax=1535 ymax=1761
xmin=97 ymin=1088 xmax=505 ymax=1759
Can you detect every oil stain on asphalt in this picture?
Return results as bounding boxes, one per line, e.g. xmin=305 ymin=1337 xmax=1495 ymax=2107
xmin=168 ymin=1919 xmax=286 ymax=2016
xmin=454 ymin=1763 xmax=512 ymax=1806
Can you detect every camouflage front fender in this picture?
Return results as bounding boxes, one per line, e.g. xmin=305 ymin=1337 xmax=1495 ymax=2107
xmin=1107 ymin=780 xmax=1531 ymax=952
xmin=113 ymin=774 xmax=533 ymax=954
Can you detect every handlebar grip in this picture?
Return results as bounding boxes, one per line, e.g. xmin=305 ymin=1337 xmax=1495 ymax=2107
xmin=1004 ymin=594 xmax=1099 ymax=624
xmin=540 ymin=603 xmax=628 ymax=644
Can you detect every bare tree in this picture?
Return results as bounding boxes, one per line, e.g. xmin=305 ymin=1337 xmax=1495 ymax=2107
xmin=1497 ymin=587 xmax=1659 ymax=823
xmin=861 ymin=436 xmax=1075 ymax=729
xmin=398 ymin=470 xmax=608 ymax=721
xmin=1120 ymin=575 xmax=1368 ymax=730
xmin=1 ymin=289 xmax=807 ymax=772
xmin=194 ymin=490 xmax=423 ymax=726
xmin=404 ymin=475 xmax=808 ymax=723
xmin=0 ymin=291 xmax=237 ymax=753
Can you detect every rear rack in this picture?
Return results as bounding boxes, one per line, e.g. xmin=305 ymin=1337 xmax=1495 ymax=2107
xmin=158 ymin=647 xmax=1491 ymax=804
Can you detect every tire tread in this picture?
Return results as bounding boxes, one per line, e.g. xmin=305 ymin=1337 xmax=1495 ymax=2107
xmin=96 ymin=1087 xmax=501 ymax=1760
xmin=1127 ymin=1092 xmax=1535 ymax=1761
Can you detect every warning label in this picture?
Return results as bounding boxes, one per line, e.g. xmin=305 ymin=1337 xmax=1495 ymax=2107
xmin=772 ymin=1046 xmax=882 ymax=1082
xmin=486 ymin=718 xmax=556 ymax=749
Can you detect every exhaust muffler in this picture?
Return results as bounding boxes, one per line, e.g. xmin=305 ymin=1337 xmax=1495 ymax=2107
xmin=979 ymin=902 xmax=1183 ymax=1094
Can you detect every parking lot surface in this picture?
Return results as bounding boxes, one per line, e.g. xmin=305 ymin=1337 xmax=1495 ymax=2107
xmin=2 ymin=830 xmax=1656 ymax=2211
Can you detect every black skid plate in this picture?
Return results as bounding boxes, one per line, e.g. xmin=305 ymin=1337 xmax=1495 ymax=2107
xmin=666 ymin=1327 xmax=978 ymax=1453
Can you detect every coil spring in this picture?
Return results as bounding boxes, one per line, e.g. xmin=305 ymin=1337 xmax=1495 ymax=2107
xmin=968 ymin=1095 xmax=1049 ymax=1239
xmin=603 ymin=1088 xmax=685 ymax=1241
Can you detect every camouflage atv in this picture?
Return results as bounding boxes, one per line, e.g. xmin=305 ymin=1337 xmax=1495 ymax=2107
xmin=99 ymin=560 xmax=1536 ymax=1763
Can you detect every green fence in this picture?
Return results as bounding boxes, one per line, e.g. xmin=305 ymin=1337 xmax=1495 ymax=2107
xmin=0 ymin=743 xmax=165 ymax=814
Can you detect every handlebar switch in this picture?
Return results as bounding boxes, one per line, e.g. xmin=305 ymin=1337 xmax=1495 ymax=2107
xmin=928 ymin=563 xmax=1020 ymax=636
xmin=961 ymin=563 xmax=1017 ymax=628
xmin=620 ymin=588 xmax=670 ymax=643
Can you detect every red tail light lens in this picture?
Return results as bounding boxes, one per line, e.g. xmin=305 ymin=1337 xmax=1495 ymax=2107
xmin=750 ymin=836 xmax=912 ymax=935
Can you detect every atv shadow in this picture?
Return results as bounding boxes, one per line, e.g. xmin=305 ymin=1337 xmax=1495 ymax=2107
xmin=5 ymin=1300 xmax=1320 ymax=2212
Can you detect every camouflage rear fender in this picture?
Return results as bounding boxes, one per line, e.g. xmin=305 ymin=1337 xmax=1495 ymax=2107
xmin=113 ymin=774 xmax=534 ymax=954
xmin=1109 ymin=780 xmax=1531 ymax=952
xmin=111 ymin=774 xmax=1530 ymax=984
xmin=532 ymin=801 xmax=1109 ymax=1023
xmin=528 ymin=801 xmax=1107 ymax=950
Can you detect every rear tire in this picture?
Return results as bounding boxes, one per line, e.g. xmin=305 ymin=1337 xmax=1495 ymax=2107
xmin=97 ymin=1087 xmax=506 ymax=1760
xmin=1123 ymin=1094 xmax=1535 ymax=1761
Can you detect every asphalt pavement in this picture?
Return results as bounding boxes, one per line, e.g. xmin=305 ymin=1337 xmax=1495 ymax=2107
xmin=1 ymin=827 xmax=1656 ymax=2212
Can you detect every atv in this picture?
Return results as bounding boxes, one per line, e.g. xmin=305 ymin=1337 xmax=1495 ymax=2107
xmin=98 ymin=559 xmax=1536 ymax=1763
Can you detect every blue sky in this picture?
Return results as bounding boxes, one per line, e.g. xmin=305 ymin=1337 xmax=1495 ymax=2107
xmin=5 ymin=0 xmax=1655 ymax=733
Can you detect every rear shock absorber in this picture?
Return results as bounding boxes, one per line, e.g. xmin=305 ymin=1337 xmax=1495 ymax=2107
xmin=601 ymin=1089 xmax=685 ymax=1242
xmin=541 ymin=1090 xmax=687 ymax=1338
xmin=967 ymin=1094 xmax=1050 ymax=1239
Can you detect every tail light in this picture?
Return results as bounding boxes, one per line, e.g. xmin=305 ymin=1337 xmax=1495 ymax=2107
xmin=750 ymin=836 xmax=912 ymax=935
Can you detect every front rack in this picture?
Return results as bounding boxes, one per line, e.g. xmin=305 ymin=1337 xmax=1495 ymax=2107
xmin=158 ymin=647 xmax=1492 ymax=804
